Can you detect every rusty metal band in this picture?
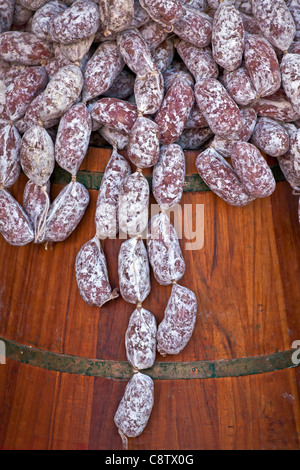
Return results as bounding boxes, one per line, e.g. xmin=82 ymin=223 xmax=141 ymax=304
xmin=50 ymin=165 xmax=286 ymax=192
xmin=0 ymin=337 xmax=298 ymax=380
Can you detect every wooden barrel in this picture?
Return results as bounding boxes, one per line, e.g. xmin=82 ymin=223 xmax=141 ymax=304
xmin=0 ymin=147 xmax=299 ymax=450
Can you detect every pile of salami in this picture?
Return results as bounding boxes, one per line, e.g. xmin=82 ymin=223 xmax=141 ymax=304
xmin=1 ymin=0 xmax=300 ymax=448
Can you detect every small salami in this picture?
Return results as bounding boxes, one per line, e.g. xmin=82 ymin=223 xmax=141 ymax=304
xmin=147 ymin=212 xmax=185 ymax=286
xmin=117 ymin=28 xmax=156 ymax=78
xmin=31 ymin=0 xmax=67 ymax=41
xmin=211 ymin=3 xmax=244 ymax=71
xmin=23 ymin=179 xmax=50 ymax=243
xmin=54 ymin=102 xmax=92 ymax=176
xmin=20 ymin=125 xmax=55 ymax=186
xmin=195 ymin=147 xmax=255 ymax=206
xmin=134 ymin=69 xmax=164 ymax=115
xmin=99 ymin=0 xmax=134 ymax=36
xmin=222 ymin=66 xmax=256 ymax=106
xmin=173 ymin=6 xmax=213 ymax=48
xmin=0 ymin=0 xmax=14 ymax=32
xmin=211 ymin=107 xmax=257 ymax=158
xmin=38 ymin=64 xmax=83 ymax=122
xmin=0 ymin=124 xmax=21 ymax=189
xmin=251 ymin=117 xmax=290 ymax=157
xmin=0 ymin=189 xmax=34 ymax=246
xmin=119 ymin=171 xmax=150 ymax=237
xmin=157 ymin=283 xmax=197 ymax=356
xmin=82 ymin=41 xmax=125 ymax=102
xmin=244 ymin=34 xmax=281 ymax=98
xmin=152 ymin=38 xmax=175 ymax=73
xmin=281 ymin=53 xmax=300 ymax=116
xmin=154 ymin=75 xmax=194 ymax=145
xmin=91 ymin=98 xmax=138 ymax=134
xmin=53 ymin=35 xmax=95 ymax=65
xmin=95 ymin=148 xmax=131 ymax=239
xmin=194 ymin=78 xmax=243 ymax=140
xmin=118 ymin=237 xmax=151 ymax=304
xmin=0 ymin=32 xmax=53 ymax=65
xmin=231 ymin=142 xmax=276 ymax=198
xmin=114 ymin=372 xmax=154 ymax=444
xmin=44 ymin=180 xmax=89 ymax=242
xmin=127 ymin=117 xmax=160 ymax=168
xmin=75 ymin=235 xmax=119 ymax=307
xmin=139 ymin=0 xmax=183 ymax=27
xmin=5 ymin=66 xmax=48 ymax=122
xmin=253 ymin=88 xmax=300 ymax=122
xmin=125 ymin=307 xmax=157 ymax=370
xmin=49 ymin=0 xmax=100 ymax=44
xmin=152 ymin=144 xmax=185 ymax=210
xmin=252 ymin=0 xmax=296 ymax=52
xmin=176 ymin=40 xmax=219 ymax=82
xmin=16 ymin=93 xmax=60 ymax=134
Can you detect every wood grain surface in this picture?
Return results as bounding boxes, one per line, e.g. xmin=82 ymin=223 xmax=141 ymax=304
xmin=0 ymin=148 xmax=299 ymax=450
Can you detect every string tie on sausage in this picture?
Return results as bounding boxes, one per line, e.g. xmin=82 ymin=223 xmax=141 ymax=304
xmin=172 ymin=279 xmax=177 ymax=285
xmin=163 ymin=24 xmax=174 ymax=33
xmin=34 ymin=185 xmax=50 ymax=244
xmin=0 ymin=183 xmax=4 ymax=191
xmin=136 ymin=167 xmax=143 ymax=174
xmin=118 ymin=429 xmax=128 ymax=450
xmin=136 ymin=301 xmax=143 ymax=309
xmin=137 ymin=69 xmax=159 ymax=81
xmin=71 ymin=175 xmax=77 ymax=182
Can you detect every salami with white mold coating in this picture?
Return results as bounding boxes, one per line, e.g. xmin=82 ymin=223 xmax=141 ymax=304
xmin=75 ymin=235 xmax=119 ymax=307
xmin=5 ymin=66 xmax=48 ymax=122
xmin=82 ymin=41 xmax=124 ymax=102
xmin=195 ymin=78 xmax=243 ymax=140
xmin=44 ymin=180 xmax=89 ymax=242
xmin=127 ymin=117 xmax=160 ymax=168
xmin=230 ymin=142 xmax=276 ymax=198
xmin=147 ymin=212 xmax=185 ymax=286
xmin=119 ymin=171 xmax=150 ymax=237
xmin=95 ymin=148 xmax=131 ymax=239
xmin=152 ymin=144 xmax=185 ymax=210
xmin=49 ymin=0 xmax=100 ymax=44
xmin=31 ymin=1 xmax=67 ymax=41
xmin=244 ymin=34 xmax=281 ymax=98
xmin=0 ymin=124 xmax=21 ymax=189
xmin=0 ymin=32 xmax=53 ymax=65
xmin=195 ymin=147 xmax=255 ymax=206
xmin=38 ymin=64 xmax=83 ymax=122
xmin=55 ymin=102 xmax=92 ymax=176
xmin=114 ymin=372 xmax=154 ymax=441
xmin=211 ymin=2 xmax=244 ymax=72
xmin=0 ymin=189 xmax=34 ymax=246
xmin=157 ymin=283 xmax=197 ymax=356
xmin=118 ymin=237 xmax=151 ymax=304
xmin=154 ymin=75 xmax=194 ymax=145
xmin=125 ymin=308 xmax=157 ymax=370
xmin=20 ymin=125 xmax=55 ymax=187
